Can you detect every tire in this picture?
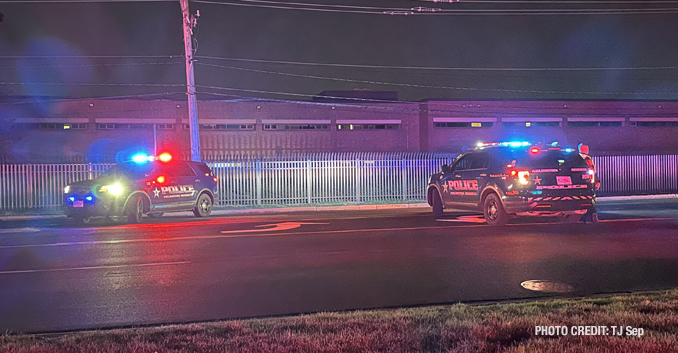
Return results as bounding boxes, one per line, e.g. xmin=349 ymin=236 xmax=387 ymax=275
xmin=483 ymin=193 xmax=509 ymax=226
xmin=560 ymin=214 xmax=582 ymax=223
xmin=431 ymin=191 xmax=444 ymax=217
xmin=147 ymin=212 xmax=164 ymax=218
xmin=585 ymin=211 xmax=600 ymax=225
xmin=193 ymin=193 xmax=213 ymax=218
xmin=126 ymin=196 xmax=144 ymax=224
xmin=73 ymin=215 xmax=91 ymax=225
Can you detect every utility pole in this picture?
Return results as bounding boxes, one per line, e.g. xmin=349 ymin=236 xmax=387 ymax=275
xmin=180 ymin=0 xmax=201 ymax=161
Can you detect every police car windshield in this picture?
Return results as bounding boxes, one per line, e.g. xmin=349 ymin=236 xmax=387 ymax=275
xmin=505 ymin=149 xmax=588 ymax=168
xmin=100 ymin=163 xmax=156 ymax=179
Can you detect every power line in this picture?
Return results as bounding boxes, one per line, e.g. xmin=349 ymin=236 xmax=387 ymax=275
xmin=0 ymin=61 xmax=183 ymax=69
xmin=0 ymin=55 xmax=183 ymax=59
xmin=192 ymin=0 xmax=678 ymax=15
xmin=411 ymin=0 xmax=678 ymax=3
xmin=196 ymin=55 xmax=678 ymax=72
xmin=196 ymin=62 xmax=678 ymax=97
xmin=0 ymin=92 xmax=185 ymax=106
xmin=0 ymin=0 xmax=171 ymax=3
xmin=0 ymin=81 xmax=185 ymax=87
xmin=232 ymin=0 xmax=678 ymax=13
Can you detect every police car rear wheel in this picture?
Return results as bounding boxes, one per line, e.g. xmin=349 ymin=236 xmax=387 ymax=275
xmin=432 ymin=191 xmax=444 ymax=217
xmin=193 ymin=193 xmax=212 ymax=217
xmin=483 ymin=193 xmax=509 ymax=226
xmin=126 ymin=196 xmax=144 ymax=224
xmin=561 ymin=214 xmax=582 ymax=223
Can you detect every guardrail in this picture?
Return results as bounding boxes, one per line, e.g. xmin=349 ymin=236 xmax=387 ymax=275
xmin=1 ymin=153 xmax=676 ymax=210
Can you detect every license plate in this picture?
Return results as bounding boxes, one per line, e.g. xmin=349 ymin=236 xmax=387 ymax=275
xmin=556 ymin=176 xmax=572 ymax=185
xmin=73 ymin=200 xmax=84 ymax=208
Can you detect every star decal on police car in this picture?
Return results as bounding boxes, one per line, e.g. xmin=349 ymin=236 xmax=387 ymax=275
xmin=534 ymin=176 xmax=542 ymax=185
xmin=153 ymin=188 xmax=160 ymax=197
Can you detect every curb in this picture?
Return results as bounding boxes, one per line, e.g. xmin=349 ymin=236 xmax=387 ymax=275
xmin=1 ymin=194 xmax=676 ymax=221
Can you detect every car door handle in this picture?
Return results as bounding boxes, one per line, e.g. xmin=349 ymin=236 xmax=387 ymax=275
xmin=454 ymin=174 xmax=462 ymax=178
xmin=195 ymin=179 xmax=200 ymax=183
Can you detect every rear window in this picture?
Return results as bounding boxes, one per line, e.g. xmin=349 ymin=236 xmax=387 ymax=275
xmin=194 ymin=163 xmax=213 ymax=175
xmin=100 ymin=163 xmax=158 ymax=179
xmin=500 ymin=149 xmax=587 ymax=169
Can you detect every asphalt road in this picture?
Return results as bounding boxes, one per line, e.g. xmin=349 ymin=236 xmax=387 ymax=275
xmin=1 ymin=199 xmax=677 ymax=333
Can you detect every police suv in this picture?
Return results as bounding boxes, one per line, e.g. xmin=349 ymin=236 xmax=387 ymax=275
xmin=63 ymin=153 xmax=218 ymax=224
xmin=427 ymin=142 xmax=598 ymax=226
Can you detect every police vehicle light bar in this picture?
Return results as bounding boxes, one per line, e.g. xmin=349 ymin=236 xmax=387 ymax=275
xmin=158 ymin=153 xmax=172 ymax=162
xmin=130 ymin=153 xmax=173 ymax=164
xmin=477 ymin=141 xmax=531 ymax=148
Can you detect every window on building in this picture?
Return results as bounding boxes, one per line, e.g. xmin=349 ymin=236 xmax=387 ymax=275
xmin=631 ymin=121 xmax=678 ymax=127
xmin=263 ymin=124 xmax=328 ymax=130
xmin=434 ymin=122 xmax=494 ymax=128
xmin=502 ymin=121 xmax=561 ymax=128
xmin=184 ymin=124 xmax=254 ymax=130
xmin=337 ymin=124 xmax=398 ymax=130
xmin=10 ymin=123 xmax=40 ymax=130
xmin=10 ymin=123 xmax=88 ymax=130
xmin=568 ymin=121 xmax=623 ymax=127
xmin=63 ymin=123 xmax=88 ymax=130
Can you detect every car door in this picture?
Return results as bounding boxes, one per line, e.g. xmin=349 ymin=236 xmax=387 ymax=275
xmin=152 ymin=163 xmax=198 ymax=208
xmin=440 ymin=153 xmax=472 ymax=207
xmin=457 ymin=152 xmax=489 ymax=204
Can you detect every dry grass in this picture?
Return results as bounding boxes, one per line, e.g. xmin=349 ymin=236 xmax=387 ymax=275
xmin=2 ymin=290 xmax=678 ymax=353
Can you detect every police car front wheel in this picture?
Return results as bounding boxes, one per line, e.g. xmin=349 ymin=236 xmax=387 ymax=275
xmin=126 ymin=196 xmax=144 ymax=224
xmin=193 ymin=193 xmax=213 ymax=217
xmin=73 ymin=215 xmax=91 ymax=225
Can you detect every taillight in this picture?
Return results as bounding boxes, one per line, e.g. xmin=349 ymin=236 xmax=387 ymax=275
xmin=518 ymin=171 xmax=530 ymax=185
xmin=213 ymin=177 xmax=218 ymax=182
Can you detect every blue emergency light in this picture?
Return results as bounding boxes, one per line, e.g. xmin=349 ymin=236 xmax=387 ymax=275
xmin=132 ymin=153 xmax=150 ymax=164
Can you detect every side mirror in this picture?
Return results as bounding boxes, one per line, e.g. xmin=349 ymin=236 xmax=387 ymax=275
xmin=441 ymin=164 xmax=450 ymax=173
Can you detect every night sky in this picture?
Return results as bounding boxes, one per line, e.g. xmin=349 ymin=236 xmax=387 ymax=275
xmin=0 ymin=0 xmax=677 ymax=101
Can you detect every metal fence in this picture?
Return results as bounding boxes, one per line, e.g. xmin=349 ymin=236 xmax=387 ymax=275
xmin=1 ymin=153 xmax=677 ymax=210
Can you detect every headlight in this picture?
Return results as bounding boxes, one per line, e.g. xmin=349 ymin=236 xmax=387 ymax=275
xmin=99 ymin=183 xmax=123 ymax=195
xmin=64 ymin=185 xmax=71 ymax=193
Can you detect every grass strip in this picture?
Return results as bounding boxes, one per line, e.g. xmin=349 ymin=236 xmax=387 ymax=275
xmin=2 ymin=290 xmax=678 ymax=352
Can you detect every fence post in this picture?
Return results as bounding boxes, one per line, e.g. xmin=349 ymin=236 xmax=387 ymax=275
xmin=306 ymin=160 xmax=312 ymax=204
xmin=26 ymin=164 xmax=34 ymax=208
xmin=88 ymin=163 xmax=94 ymax=180
xmin=256 ymin=160 xmax=262 ymax=205
xmin=401 ymin=159 xmax=407 ymax=201
xmin=354 ymin=158 xmax=361 ymax=203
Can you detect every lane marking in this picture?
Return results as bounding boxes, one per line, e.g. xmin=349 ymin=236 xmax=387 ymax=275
xmin=0 ymin=227 xmax=40 ymax=234
xmin=220 ymin=222 xmax=329 ymax=234
xmin=0 ymin=217 xmax=671 ymax=249
xmin=0 ymin=261 xmax=191 ymax=275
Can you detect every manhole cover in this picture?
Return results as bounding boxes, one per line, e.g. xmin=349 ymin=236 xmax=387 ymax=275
xmin=521 ymin=280 xmax=575 ymax=293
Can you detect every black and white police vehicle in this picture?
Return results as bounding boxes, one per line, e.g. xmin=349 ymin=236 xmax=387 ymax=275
xmin=63 ymin=153 xmax=218 ymax=224
xmin=427 ymin=142 xmax=599 ymax=226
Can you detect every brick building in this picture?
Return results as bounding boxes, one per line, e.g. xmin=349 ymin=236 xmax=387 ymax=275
xmin=1 ymin=92 xmax=678 ymax=162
